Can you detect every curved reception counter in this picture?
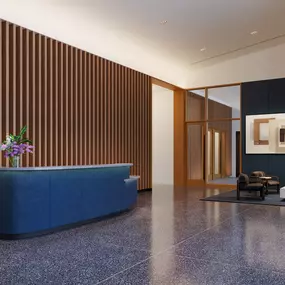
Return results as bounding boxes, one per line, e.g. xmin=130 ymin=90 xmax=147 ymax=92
xmin=0 ymin=164 xmax=138 ymax=239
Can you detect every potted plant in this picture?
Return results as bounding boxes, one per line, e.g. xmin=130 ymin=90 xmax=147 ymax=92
xmin=0 ymin=126 xmax=34 ymax=167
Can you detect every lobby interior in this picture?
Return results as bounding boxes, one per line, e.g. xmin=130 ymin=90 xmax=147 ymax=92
xmin=1 ymin=1 xmax=285 ymax=284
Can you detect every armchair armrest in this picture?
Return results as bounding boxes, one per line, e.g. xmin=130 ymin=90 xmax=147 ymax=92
xmin=270 ymin=176 xmax=280 ymax=181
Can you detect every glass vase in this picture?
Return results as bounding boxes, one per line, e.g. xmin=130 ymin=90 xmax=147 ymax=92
xmin=10 ymin=156 xmax=20 ymax=168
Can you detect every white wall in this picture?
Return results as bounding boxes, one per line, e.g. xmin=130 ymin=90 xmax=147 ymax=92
xmin=152 ymin=85 xmax=174 ymax=185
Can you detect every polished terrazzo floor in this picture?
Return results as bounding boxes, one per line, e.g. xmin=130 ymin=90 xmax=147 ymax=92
xmin=1 ymin=186 xmax=285 ymax=284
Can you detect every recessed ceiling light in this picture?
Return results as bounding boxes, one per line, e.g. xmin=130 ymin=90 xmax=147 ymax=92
xmin=200 ymin=47 xmax=206 ymax=52
xmin=250 ymin=31 xmax=258 ymax=35
xmin=160 ymin=20 xmax=168 ymax=25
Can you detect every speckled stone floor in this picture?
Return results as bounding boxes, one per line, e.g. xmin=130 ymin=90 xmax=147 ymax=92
xmin=1 ymin=185 xmax=285 ymax=285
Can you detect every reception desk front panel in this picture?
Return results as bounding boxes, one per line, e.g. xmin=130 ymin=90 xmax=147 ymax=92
xmin=0 ymin=164 xmax=138 ymax=239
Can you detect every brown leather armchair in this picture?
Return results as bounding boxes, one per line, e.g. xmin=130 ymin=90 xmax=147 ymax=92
xmin=237 ymin=173 xmax=265 ymax=200
xmin=250 ymin=171 xmax=280 ymax=193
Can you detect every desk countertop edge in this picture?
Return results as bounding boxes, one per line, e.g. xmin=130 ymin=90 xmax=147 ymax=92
xmin=0 ymin=163 xmax=133 ymax=171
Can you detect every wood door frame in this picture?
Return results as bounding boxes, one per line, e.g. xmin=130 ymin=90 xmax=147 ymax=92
xmin=220 ymin=131 xmax=227 ymax=178
xmin=236 ymin=131 xmax=241 ymax=177
xmin=173 ymin=82 xmax=243 ymax=187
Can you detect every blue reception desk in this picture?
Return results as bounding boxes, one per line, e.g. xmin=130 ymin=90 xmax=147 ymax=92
xmin=0 ymin=164 xmax=138 ymax=239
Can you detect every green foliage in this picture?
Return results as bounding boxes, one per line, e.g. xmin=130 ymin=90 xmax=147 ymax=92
xmin=20 ymin=138 xmax=33 ymax=144
xmin=16 ymin=126 xmax=32 ymax=144
xmin=3 ymin=126 xmax=33 ymax=145
xmin=20 ymin=125 xmax=27 ymax=136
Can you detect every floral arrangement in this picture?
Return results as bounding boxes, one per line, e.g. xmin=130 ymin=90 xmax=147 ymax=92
xmin=0 ymin=126 xmax=34 ymax=167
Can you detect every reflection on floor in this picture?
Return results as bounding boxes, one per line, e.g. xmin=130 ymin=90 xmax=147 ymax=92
xmin=2 ymin=185 xmax=285 ymax=284
xmin=209 ymin=176 xmax=237 ymax=185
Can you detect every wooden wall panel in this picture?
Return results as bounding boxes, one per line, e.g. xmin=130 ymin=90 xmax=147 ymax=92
xmin=174 ymin=90 xmax=186 ymax=186
xmin=0 ymin=19 xmax=151 ymax=190
xmin=186 ymin=92 xmax=205 ymax=121
xmin=187 ymin=124 xmax=203 ymax=180
xmin=208 ymin=98 xmax=232 ymax=120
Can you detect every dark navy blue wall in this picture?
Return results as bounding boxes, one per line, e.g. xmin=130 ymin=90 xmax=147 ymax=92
xmin=241 ymin=78 xmax=285 ymax=184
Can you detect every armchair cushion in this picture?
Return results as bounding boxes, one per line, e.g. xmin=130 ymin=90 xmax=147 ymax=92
xmin=246 ymin=183 xmax=264 ymax=190
xmin=249 ymin=176 xmax=263 ymax=184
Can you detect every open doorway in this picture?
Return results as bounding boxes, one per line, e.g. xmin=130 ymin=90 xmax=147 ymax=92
xmin=207 ymin=86 xmax=240 ymax=185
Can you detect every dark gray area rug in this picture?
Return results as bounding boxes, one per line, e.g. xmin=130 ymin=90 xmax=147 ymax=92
xmin=201 ymin=190 xmax=285 ymax=207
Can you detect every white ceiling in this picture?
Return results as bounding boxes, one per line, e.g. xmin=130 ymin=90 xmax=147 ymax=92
xmin=1 ymin=0 xmax=285 ymax=88
xmin=46 ymin=0 xmax=285 ymax=65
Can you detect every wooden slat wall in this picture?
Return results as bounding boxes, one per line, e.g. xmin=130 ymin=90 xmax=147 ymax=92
xmin=0 ymin=20 xmax=152 ymax=190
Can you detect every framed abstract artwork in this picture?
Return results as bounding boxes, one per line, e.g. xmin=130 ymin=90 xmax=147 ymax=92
xmin=246 ymin=113 xmax=285 ymax=154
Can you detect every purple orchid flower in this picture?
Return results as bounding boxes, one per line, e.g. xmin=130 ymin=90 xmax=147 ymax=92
xmin=1 ymin=126 xmax=34 ymax=164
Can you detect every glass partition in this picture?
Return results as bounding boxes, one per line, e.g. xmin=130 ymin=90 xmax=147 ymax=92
xmin=208 ymin=86 xmax=240 ymax=120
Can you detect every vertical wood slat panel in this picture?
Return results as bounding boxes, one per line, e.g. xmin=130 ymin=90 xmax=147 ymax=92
xmin=43 ymin=36 xmax=47 ymax=166
xmin=140 ymin=73 xmax=144 ymax=189
xmin=78 ymin=49 xmax=82 ymax=165
xmin=113 ymin=64 xmax=117 ymax=165
xmin=117 ymin=65 xmax=121 ymax=165
xmin=54 ymin=40 xmax=58 ymax=166
xmin=12 ymin=25 xmax=16 ymax=135
xmin=19 ymin=27 xmax=23 ymax=166
xmin=86 ymin=54 xmax=90 ymax=165
xmin=25 ymin=29 xmax=30 ymax=167
xmin=60 ymin=42 xmax=64 ymax=166
xmin=37 ymin=34 xmax=41 ymax=166
xmin=0 ymin=21 xmax=2 ymax=167
xmin=96 ymin=57 xmax=100 ymax=165
xmin=68 ymin=47 xmax=74 ymax=165
xmin=83 ymin=51 xmax=87 ymax=165
xmin=91 ymin=55 xmax=95 ymax=165
xmin=65 ymin=45 xmax=69 ymax=165
xmin=103 ymin=59 xmax=107 ymax=164
xmin=32 ymin=32 xmax=36 ymax=166
xmin=49 ymin=38 xmax=53 ymax=166
xmin=99 ymin=58 xmax=104 ymax=164
xmin=91 ymin=55 xmax=94 ymax=164
xmin=74 ymin=48 xmax=78 ymax=166
xmin=5 ymin=23 xmax=9 ymax=167
xmin=107 ymin=61 xmax=111 ymax=164
xmin=0 ymin=19 xmax=151 ymax=190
